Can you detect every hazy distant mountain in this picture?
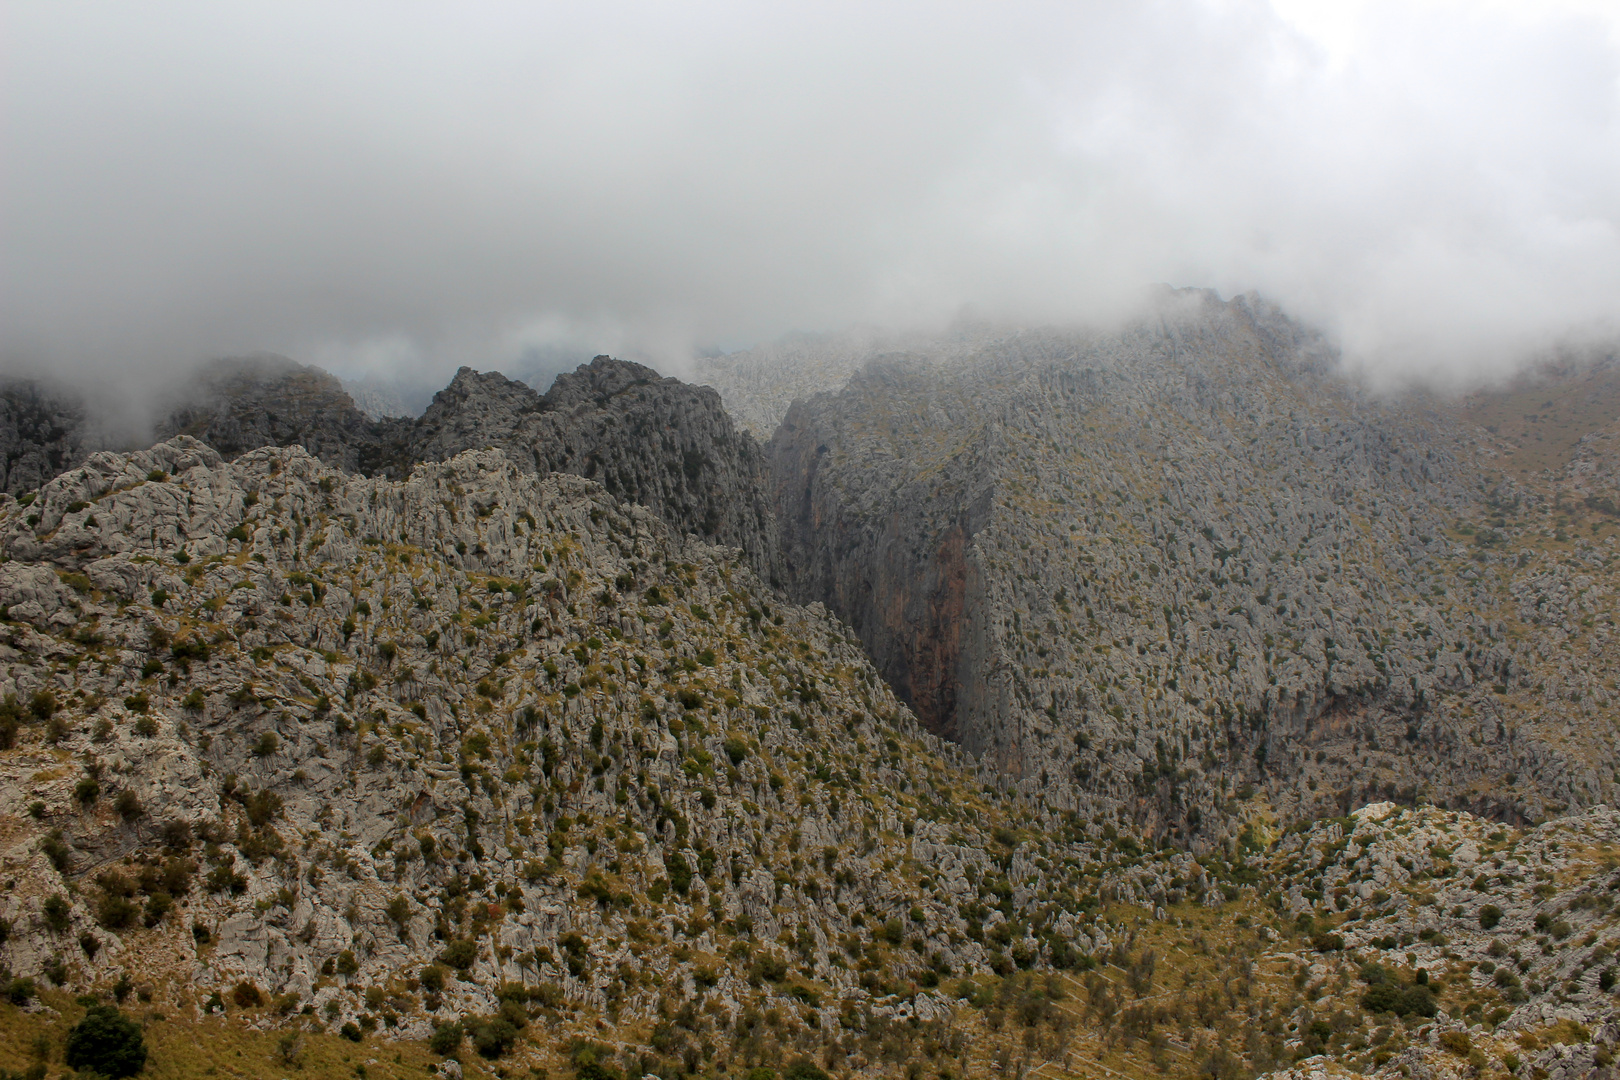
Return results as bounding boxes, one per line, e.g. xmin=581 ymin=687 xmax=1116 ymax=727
xmin=340 ymin=374 xmax=415 ymax=420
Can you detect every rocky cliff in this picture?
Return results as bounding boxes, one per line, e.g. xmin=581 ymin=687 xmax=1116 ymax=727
xmin=769 ymin=292 xmax=1620 ymax=843
xmin=388 ymin=359 xmax=779 ymax=580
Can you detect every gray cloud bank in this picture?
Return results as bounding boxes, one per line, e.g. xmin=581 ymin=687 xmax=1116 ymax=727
xmin=3 ymin=0 xmax=1619 ymax=398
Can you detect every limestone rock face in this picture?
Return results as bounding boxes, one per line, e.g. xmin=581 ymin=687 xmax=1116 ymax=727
xmin=769 ymin=291 xmax=1620 ymax=840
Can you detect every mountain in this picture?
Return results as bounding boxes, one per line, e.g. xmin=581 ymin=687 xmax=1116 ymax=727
xmin=0 ymin=436 xmax=1068 ymax=1079
xmin=1 ymin=299 xmax=1619 ymax=1080
xmin=156 ymin=355 xmax=383 ymax=472
xmin=768 ymin=292 xmax=1620 ymax=843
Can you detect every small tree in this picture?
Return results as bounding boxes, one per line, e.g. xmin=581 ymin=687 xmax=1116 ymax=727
xmin=386 ymin=894 xmax=411 ymax=939
xmin=65 ymin=1004 xmax=147 ymax=1078
xmin=783 ymin=1060 xmax=831 ymax=1080
xmin=42 ymin=893 xmax=72 ymax=932
xmin=429 ymin=1021 xmax=463 ymax=1056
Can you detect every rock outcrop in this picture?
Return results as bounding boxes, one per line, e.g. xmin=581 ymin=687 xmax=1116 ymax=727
xmin=389 ymin=359 xmax=779 ymax=579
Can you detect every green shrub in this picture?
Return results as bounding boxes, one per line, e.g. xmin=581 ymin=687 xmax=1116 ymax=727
xmin=95 ymin=892 xmax=138 ymax=931
xmin=1439 ymin=1031 xmax=1472 ymax=1056
xmin=1479 ymin=904 xmax=1502 ymax=929
xmin=171 ymin=637 xmax=211 ymax=662
xmin=64 ymin=1004 xmax=147 ymax=1078
xmin=470 ymin=1016 xmax=518 ymax=1058
xmin=1361 ymin=981 xmax=1437 ymax=1017
xmin=113 ymin=790 xmax=143 ymax=820
xmin=386 ymin=895 xmax=410 ymax=936
xmin=428 ymin=1021 xmax=463 ymax=1056
xmin=570 ymin=1042 xmax=623 ymax=1080
xmin=5 ymin=976 xmax=36 ymax=1006
xmin=42 ymin=893 xmax=71 ymax=932
xmin=667 ymin=853 xmax=692 ymax=896
xmin=40 ymin=830 xmax=71 ymax=869
xmin=440 ymin=939 xmax=478 ymax=971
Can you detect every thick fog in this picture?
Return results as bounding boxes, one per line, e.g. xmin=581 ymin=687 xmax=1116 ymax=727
xmin=3 ymin=0 xmax=1618 ymax=398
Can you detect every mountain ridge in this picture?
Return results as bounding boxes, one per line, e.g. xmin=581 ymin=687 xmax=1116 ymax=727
xmin=1 ymin=300 xmax=1619 ymax=1079
xmin=0 ymin=353 xmax=779 ymax=581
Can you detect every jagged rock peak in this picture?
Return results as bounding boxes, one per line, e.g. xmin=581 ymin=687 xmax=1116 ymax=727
xmin=397 ymin=356 xmax=779 ymax=578
xmin=544 ymin=354 xmax=665 ymax=407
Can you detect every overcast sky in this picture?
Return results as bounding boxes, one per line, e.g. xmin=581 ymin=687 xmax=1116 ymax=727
xmin=3 ymin=0 xmax=1619 ymax=394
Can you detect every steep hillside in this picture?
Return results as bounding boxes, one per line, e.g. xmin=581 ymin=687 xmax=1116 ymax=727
xmin=769 ymin=292 xmax=1620 ymax=842
xmin=0 ymin=436 xmax=1112 ymax=1079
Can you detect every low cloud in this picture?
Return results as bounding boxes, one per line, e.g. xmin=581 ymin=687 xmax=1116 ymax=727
xmin=3 ymin=0 xmax=1618 ymax=397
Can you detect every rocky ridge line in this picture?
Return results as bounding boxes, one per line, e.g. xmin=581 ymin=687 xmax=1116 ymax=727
xmin=0 ymin=353 xmax=778 ymax=582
